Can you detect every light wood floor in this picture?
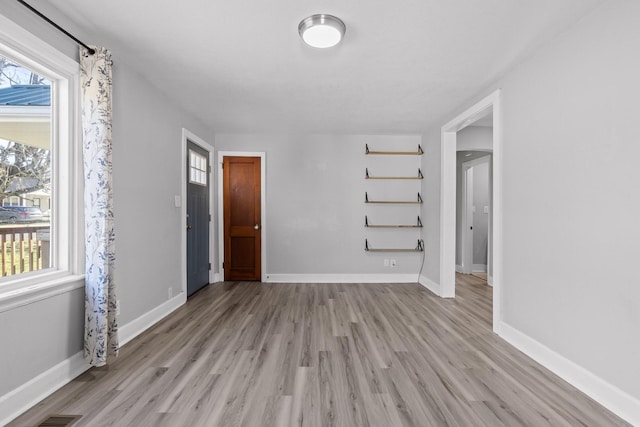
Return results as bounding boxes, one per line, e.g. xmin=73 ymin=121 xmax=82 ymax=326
xmin=9 ymin=275 xmax=629 ymax=426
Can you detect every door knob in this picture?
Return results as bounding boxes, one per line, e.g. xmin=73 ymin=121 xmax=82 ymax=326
xmin=254 ymin=224 xmax=260 ymax=230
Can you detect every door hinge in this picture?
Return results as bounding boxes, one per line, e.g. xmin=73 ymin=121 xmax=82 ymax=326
xmin=208 ymin=263 xmax=211 ymax=270
xmin=222 ymin=262 xmax=225 ymax=269
xmin=221 ymin=162 xmax=224 ymax=169
xmin=209 ymin=214 xmax=212 ymax=221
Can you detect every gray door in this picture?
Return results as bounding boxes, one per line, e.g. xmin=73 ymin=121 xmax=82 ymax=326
xmin=186 ymin=141 xmax=210 ymax=296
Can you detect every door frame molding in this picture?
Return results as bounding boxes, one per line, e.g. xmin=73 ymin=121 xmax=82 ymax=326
xmin=440 ymin=89 xmax=502 ymax=333
xmin=217 ymin=151 xmax=267 ymax=282
xmin=181 ymin=128 xmax=215 ymax=296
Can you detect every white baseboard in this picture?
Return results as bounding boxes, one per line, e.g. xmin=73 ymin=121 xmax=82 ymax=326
xmin=472 ymin=264 xmax=487 ymax=272
xmin=119 ymin=292 xmax=186 ymax=346
xmin=264 ymin=274 xmax=420 ymax=284
xmin=0 ymin=351 xmax=89 ymax=426
xmin=487 ymin=275 xmax=493 ymax=286
xmin=213 ymin=273 xmax=223 ymax=283
xmin=455 ymin=264 xmax=463 ymax=273
xmin=418 ymin=275 xmax=441 ymax=296
xmin=499 ymin=321 xmax=640 ymax=426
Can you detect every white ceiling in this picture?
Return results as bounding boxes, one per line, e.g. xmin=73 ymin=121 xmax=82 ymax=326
xmin=48 ymin=0 xmax=603 ymax=134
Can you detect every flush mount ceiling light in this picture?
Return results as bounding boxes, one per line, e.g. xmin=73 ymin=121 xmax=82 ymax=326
xmin=298 ymin=14 xmax=346 ymax=48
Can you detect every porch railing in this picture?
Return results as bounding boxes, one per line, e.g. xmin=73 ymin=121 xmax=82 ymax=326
xmin=0 ymin=225 xmax=50 ymax=277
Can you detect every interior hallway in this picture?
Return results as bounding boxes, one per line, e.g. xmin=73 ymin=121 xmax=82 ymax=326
xmin=9 ymin=276 xmax=629 ymax=426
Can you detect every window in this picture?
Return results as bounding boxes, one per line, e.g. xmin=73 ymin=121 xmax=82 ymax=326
xmin=0 ymin=14 xmax=82 ymax=302
xmin=189 ymin=149 xmax=208 ymax=186
xmin=1 ymin=196 xmax=22 ymax=206
xmin=0 ymin=54 xmax=52 ymax=276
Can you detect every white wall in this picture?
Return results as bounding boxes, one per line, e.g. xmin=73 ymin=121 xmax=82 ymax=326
xmin=0 ymin=2 xmax=215 ymax=415
xmin=498 ymin=0 xmax=640 ymax=402
xmin=423 ymin=0 xmax=640 ymax=421
xmin=111 ymin=62 xmax=214 ymax=325
xmin=215 ymin=134 xmax=424 ymax=279
xmin=456 ymin=125 xmax=493 ymax=151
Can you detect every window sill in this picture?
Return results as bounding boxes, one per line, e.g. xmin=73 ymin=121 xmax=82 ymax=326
xmin=0 ymin=273 xmax=85 ymax=313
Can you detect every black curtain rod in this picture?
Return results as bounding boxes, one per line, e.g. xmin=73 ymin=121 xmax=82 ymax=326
xmin=17 ymin=0 xmax=95 ymax=55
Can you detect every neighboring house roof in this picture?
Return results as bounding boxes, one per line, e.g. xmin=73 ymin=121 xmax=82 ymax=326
xmin=0 ymin=85 xmax=50 ymax=106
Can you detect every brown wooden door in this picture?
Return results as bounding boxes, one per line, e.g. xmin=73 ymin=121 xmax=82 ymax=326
xmin=223 ymin=156 xmax=261 ymax=281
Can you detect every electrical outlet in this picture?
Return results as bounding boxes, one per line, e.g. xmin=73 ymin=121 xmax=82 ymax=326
xmin=384 ymin=259 xmax=389 ymax=267
xmin=168 ymin=287 xmax=173 ymax=299
xmin=116 ymin=300 xmax=121 ymax=315
xmin=390 ymin=259 xmax=397 ymax=268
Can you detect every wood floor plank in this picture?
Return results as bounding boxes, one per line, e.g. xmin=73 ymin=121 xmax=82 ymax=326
xmin=7 ymin=277 xmax=632 ymax=427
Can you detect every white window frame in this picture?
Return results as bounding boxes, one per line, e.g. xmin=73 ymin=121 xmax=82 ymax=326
xmin=0 ymin=15 xmax=84 ymax=312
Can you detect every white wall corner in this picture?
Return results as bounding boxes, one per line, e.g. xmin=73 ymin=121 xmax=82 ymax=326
xmin=487 ymin=275 xmax=494 ymax=286
xmin=0 ymin=351 xmax=89 ymax=426
xmin=455 ymin=264 xmax=463 ymax=274
xmin=118 ymin=292 xmax=186 ymax=346
xmin=418 ymin=275 xmax=442 ymax=296
xmin=499 ymin=321 xmax=640 ymax=426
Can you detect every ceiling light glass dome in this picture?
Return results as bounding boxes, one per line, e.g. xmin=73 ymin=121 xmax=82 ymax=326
xmin=298 ymin=14 xmax=346 ymax=48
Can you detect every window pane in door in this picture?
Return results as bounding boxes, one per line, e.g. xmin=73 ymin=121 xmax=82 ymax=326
xmin=188 ymin=149 xmax=207 ymax=186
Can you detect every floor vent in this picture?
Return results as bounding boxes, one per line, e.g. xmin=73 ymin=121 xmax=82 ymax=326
xmin=37 ymin=415 xmax=81 ymax=426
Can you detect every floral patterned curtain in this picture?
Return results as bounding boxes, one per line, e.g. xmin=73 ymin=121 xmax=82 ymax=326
xmin=80 ymin=46 xmax=118 ymax=367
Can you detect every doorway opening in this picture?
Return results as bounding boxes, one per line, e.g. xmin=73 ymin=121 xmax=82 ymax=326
xmin=217 ymin=151 xmax=267 ymax=282
xmin=440 ymin=89 xmax=502 ymax=333
xmin=458 ymin=152 xmax=492 ymax=280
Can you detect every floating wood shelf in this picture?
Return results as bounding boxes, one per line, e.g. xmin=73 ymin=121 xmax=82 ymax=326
xmin=366 ymin=168 xmax=423 ymax=180
xmin=365 ymin=216 xmax=423 ymax=228
xmin=365 ymin=192 xmax=423 ymax=204
xmin=365 ymin=239 xmax=424 ymax=252
xmin=365 ymin=144 xmax=424 ymax=155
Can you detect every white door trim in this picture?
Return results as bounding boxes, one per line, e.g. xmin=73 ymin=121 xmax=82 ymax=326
xmin=440 ymin=89 xmax=502 ymax=333
xmin=181 ymin=129 xmax=215 ymax=296
xmin=217 ymin=151 xmax=267 ymax=282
